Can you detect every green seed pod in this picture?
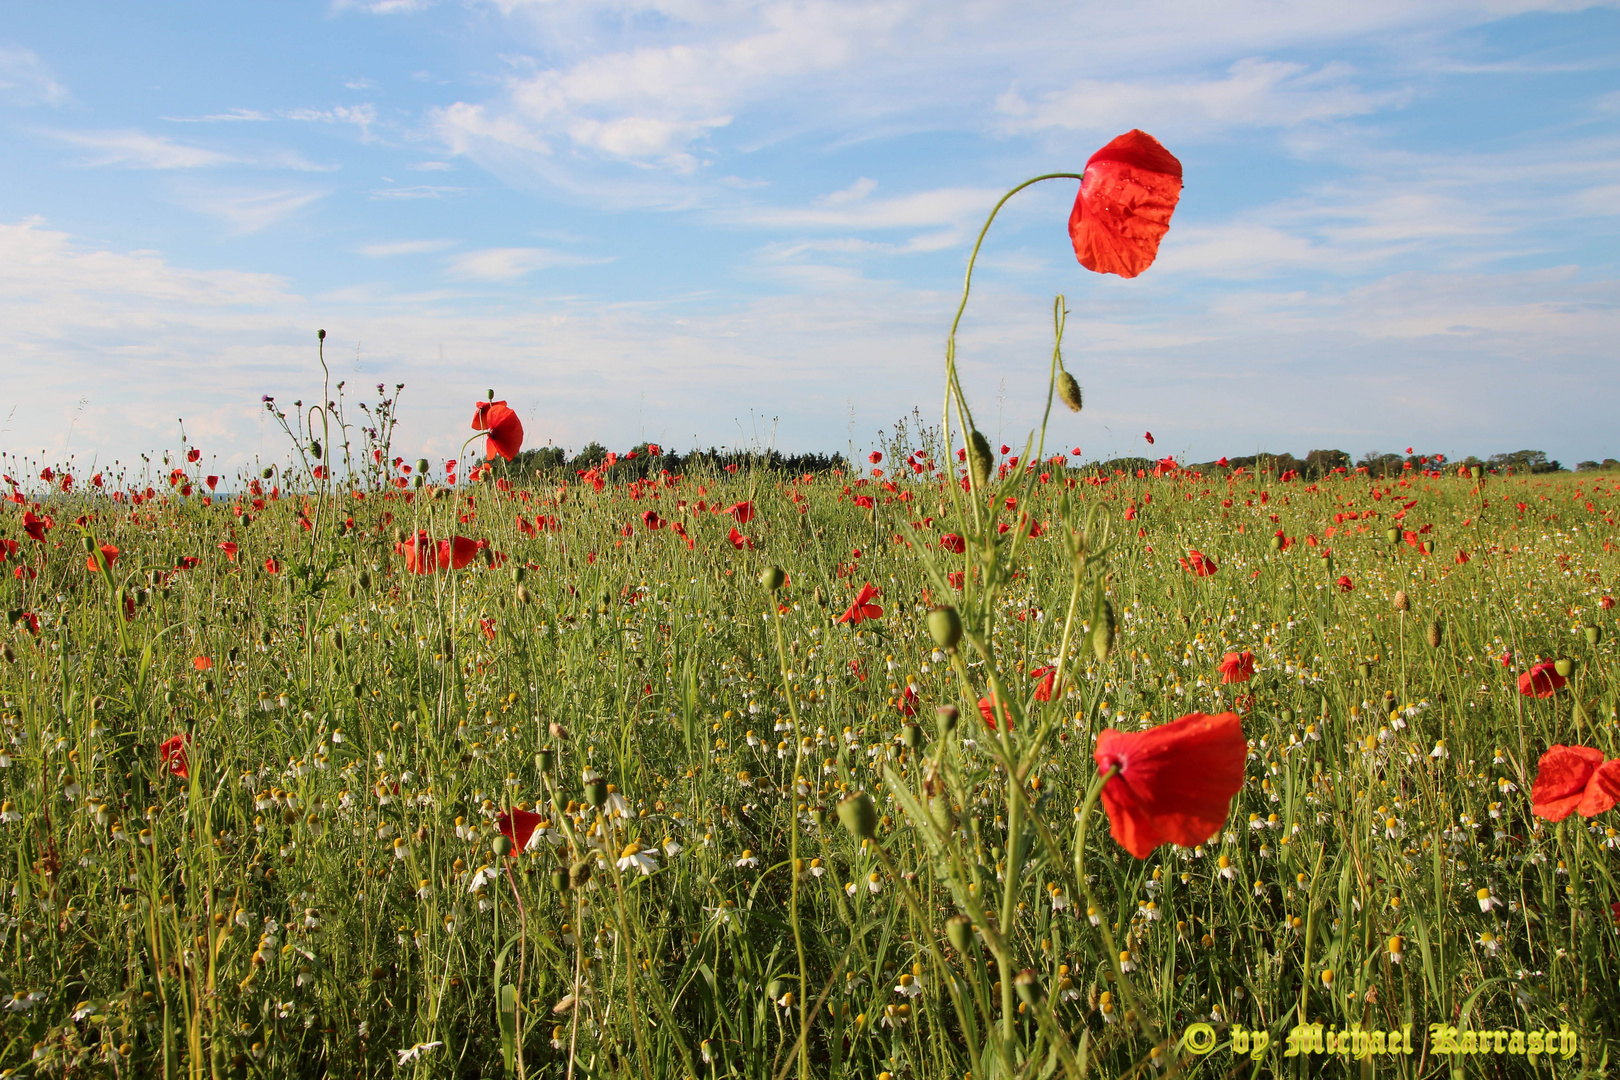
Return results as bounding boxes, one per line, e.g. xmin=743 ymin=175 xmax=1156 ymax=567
xmin=1056 ymin=369 xmax=1083 ymax=413
xmin=936 ymin=705 xmax=959 ymax=735
xmin=550 ymin=869 xmax=570 ymax=894
xmin=1014 ymin=968 xmax=1042 ymax=1006
xmin=416 ymin=458 xmax=430 ymax=476
xmin=82 ymin=534 xmax=96 ymax=553
xmin=1586 ymin=625 xmax=1603 ymax=645
xmin=836 ymin=792 xmax=878 ymax=840
xmin=967 ymin=430 xmax=993 ymax=492
xmin=492 ymin=835 xmax=514 ymax=858
xmin=584 ymin=779 xmax=608 ymax=809
xmin=358 ymin=570 xmax=371 ymax=591
xmin=945 ymin=914 xmax=974 ymax=954
xmin=901 ymin=724 xmax=922 ymax=750
xmin=760 ymin=566 xmax=787 ymax=592
xmin=1385 ymin=528 xmax=1400 ymax=545
xmin=1269 ymin=534 xmax=1282 ymax=552
xmin=317 ymin=329 xmax=326 ymax=341
xmin=927 ymin=606 xmax=963 ymax=650
xmin=1554 ymin=658 xmax=1574 ymax=678
xmin=569 ymin=858 xmax=594 ymax=889
xmin=512 ymin=566 xmax=527 ymax=584
xmin=536 ymin=750 xmax=555 ymax=774
xmin=1470 ymin=465 xmax=1483 ymax=480
xmin=1279 ymin=707 xmax=1294 ymax=725
xmin=1420 ymin=540 xmax=1434 ymax=555
xmin=1091 ymin=597 xmax=1116 ymax=664
xmin=1356 ymin=661 xmax=1371 ymax=678
xmin=1426 ymin=621 xmax=1442 ymax=649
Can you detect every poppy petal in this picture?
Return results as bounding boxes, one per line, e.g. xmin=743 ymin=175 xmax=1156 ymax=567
xmin=1530 ymin=744 xmax=1604 ymax=821
xmin=1069 ymin=130 xmax=1182 ymax=279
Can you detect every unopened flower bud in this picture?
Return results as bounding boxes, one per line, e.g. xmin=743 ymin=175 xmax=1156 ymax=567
xmin=1393 ymin=590 xmax=1410 ymax=612
xmin=1426 ymin=621 xmax=1442 ymax=649
xmin=927 ymin=606 xmax=962 ymax=650
xmin=1056 ymin=370 xmax=1083 ymax=413
xmin=760 ymin=566 xmax=786 ymax=592
xmin=946 ymin=914 xmax=974 ymax=953
xmin=837 ymin=792 xmax=878 ymax=840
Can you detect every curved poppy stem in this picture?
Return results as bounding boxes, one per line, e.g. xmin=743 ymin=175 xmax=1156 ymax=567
xmin=941 ymin=172 xmax=1084 ymax=531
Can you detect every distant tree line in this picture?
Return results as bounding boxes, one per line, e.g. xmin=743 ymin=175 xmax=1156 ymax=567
xmin=488 ymin=442 xmax=847 ymax=482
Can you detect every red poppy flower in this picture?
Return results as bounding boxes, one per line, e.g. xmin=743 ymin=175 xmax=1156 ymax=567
xmin=1030 ymin=665 xmax=1056 ymax=702
xmin=159 ymin=733 xmax=191 ymax=780
xmin=898 ymin=684 xmax=918 ymax=717
xmin=85 ymin=544 xmax=119 ymax=573
xmin=1335 ymin=575 xmax=1353 ymax=592
xmin=1218 ymin=650 xmax=1255 ymax=684
xmin=496 ymin=808 xmax=542 ymax=854
xmin=940 ymin=533 xmax=966 ymax=554
xmin=218 ymin=541 xmax=238 ymax=561
xmin=978 ymin=695 xmax=1013 ymax=732
xmin=1179 ymin=549 xmax=1217 ymax=577
xmin=727 ymin=526 xmax=752 ymax=550
xmin=0 ymin=538 xmax=16 ymax=563
xmin=471 ymin=400 xmax=525 ymax=461
xmin=726 ymin=501 xmax=755 ymax=524
xmin=192 ymin=656 xmax=212 ymax=672
xmin=263 ymin=557 xmax=280 ymax=575
xmin=437 ymin=536 xmax=481 ymax=571
xmin=837 ymin=583 xmax=883 ymax=625
xmin=1529 ymin=745 xmax=1619 ymax=821
xmin=1518 ymin=661 xmax=1566 ymax=699
xmin=1093 ymin=711 xmax=1245 ymax=859
xmin=869 ymin=451 xmax=882 ymax=464
xmin=22 ymin=510 xmax=49 ymax=542
xmin=480 ymin=617 xmax=497 ymax=640
xmin=640 ymin=510 xmax=665 ymax=531
xmin=1143 ymin=431 xmax=1155 ymax=445
xmin=1601 ymin=596 xmax=1614 ymax=610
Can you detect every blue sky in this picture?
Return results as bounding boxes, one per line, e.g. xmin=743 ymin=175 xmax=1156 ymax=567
xmin=2 ymin=1 xmax=1618 ymax=473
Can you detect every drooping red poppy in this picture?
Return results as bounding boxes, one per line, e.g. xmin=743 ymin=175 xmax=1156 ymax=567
xmin=940 ymin=533 xmax=966 ymax=554
xmin=1530 ymin=745 xmax=1605 ymax=821
xmin=22 ymin=510 xmax=50 ymax=542
xmin=218 ymin=541 xmax=238 ymax=562
xmin=837 ymin=583 xmax=883 ymax=625
xmin=85 ymin=544 xmax=119 ymax=573
xmin=159 ymin=733 xmax=191 ymax=779
xmin=1518 ymin=662 xmax=1566 ymax=699
xmin=1180 ymin=550 xmax=1217 ymax=577
xmin=471 ymin=400 xmax=524 ymax=462
xmin=1030 ymin=665 xmax=1056 ymax=702
xmin=1335 ymin=575 xmax=1354 ymax=592
xmin=1093 ymin=711 xmax=1245 ymax=859
xmin=205 ymin=475 xmax=219 ymax=491
xmin=496 ymin=808 xmax=542 ymax=854
xmin=1218 ymin=651 xmax=1255 ymax=684
xmin=1143 ymin=432 xmax=1155 ymax=445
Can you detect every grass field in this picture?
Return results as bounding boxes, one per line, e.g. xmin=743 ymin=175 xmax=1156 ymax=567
xmin=1 ymin=400 xmax=1617 ymax=1079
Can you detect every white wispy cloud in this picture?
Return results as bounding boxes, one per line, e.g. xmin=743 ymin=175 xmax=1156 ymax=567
xmin=0 ymin=45 xmax=67 ymax=106
xmin=46 ymin=129 xmax=237 ymax=169
xmin=360 ymin=239 xmax=459 ymax=256
xmin=368 ymin=184 xmax=466 ymax=199
xmin=187 ymin=188 xmax=331 ymax=232
xmin=445 ymin=247 xmax=610 ymax=280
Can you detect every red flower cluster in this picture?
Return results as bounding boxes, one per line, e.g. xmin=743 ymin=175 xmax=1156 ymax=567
xmin=397 ymin=531 xmax=482 ymax=574
xmin=1179 ymin=549 xmax=1217 ymax=577
xmin=159 ymin=733 xmax=191 ymax=780
xmin=1530 ymin=745 xmax=1620 ymax=821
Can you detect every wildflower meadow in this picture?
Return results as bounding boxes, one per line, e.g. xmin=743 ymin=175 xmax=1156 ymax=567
xmin=2 ymin=130 xmax=1617 ymax=1080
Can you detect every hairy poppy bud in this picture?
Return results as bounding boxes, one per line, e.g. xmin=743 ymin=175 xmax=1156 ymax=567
xmin=1426 ymin=621 xmax=1442 ymax=649
xmin=760 ymin=566 xmax=786 ymax=592
xmin=1279 ymin=707 xmax=1294 ymax=725
xmin=262 ymin=467 xmax=274 ymax=480
xmin=1 ymin=644 xmax=13 ymax=664
xmin=1587 ymin=625 xmax=1603 ymax=645
xmin=936 ymin=704 xmax=958 ymax=735
xmin=1014 ymin=968 xmax=1042 ymax=1006
xmin=512 ymin=566 xmax=526 ymax=584
xmin=1554 ymin=658 xmax=1574 ymax=678
xmin=311 ymin=440 xmax=322 ymax=461
xmin=317 ymin=329 xmax=326 ymax=341
xmin=82 ymin=534 xmax=96 ymax=553
xmin=1056 ymin=369 xmax=1083 ymax=413
xmin=358 ymin=570 xmax=371 ymax=591
xmin=836 ymin=792 xmax=878 ymax=840
xmin=492 ymin=835 xmax=514 ymax=858
xmin=569 ymin=858 xmax=594 ymax=889
xmin=584 ymin=779 xmax=608 ymax=809
xmin=1091 ymin=597 xmax=1116 ymax=663
xmin=1393 ymin=590 xmax=1411 ymax=612
xmin=550 ymin=869 xmax=569 ymax=893
xmin=901 ymin=724 xmax=922 ymax=749
xmin=927 ymin=606 xmax=962 ymax=650
xmin=946 ymin=914 xmax=974 ymax=953
xmin=536 ymin=749 xmax=555 ymax=774
xmin=967 ymin=430 xmax=993 ymax=492
xmin=515 ymin=585 xmax=532 ymax=605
